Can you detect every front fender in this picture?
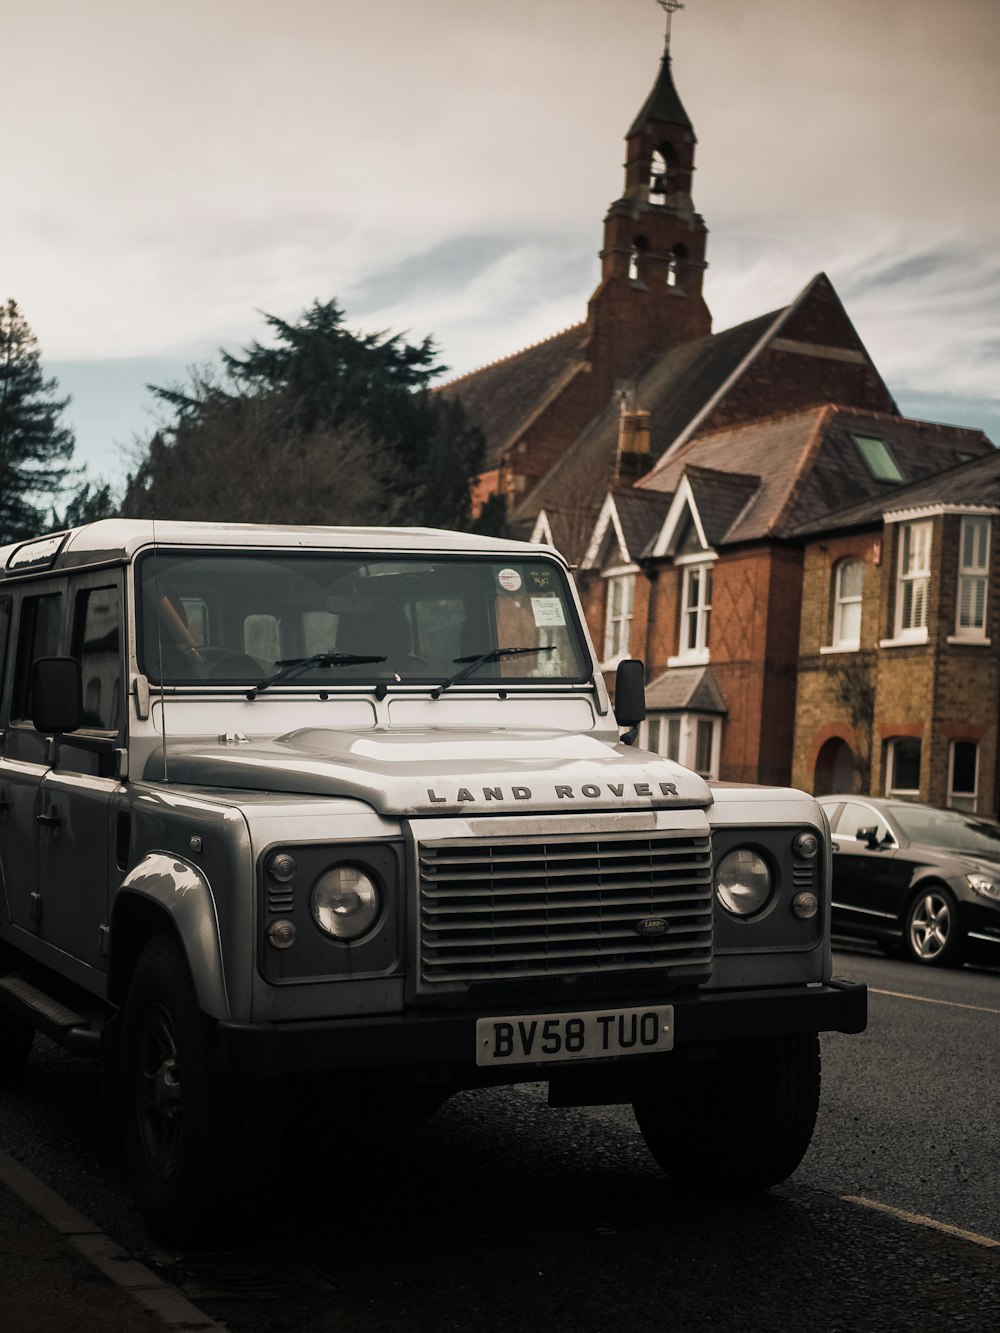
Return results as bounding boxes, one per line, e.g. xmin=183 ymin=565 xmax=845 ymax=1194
xmin=115 ymin=852 xmax=230 ymax=1020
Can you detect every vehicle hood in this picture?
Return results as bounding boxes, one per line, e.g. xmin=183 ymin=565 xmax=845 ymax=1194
xmin=156 ymin=726 xmax=712 ymax=817
xmin=907 ymin=841 xmax=1000 ymax=878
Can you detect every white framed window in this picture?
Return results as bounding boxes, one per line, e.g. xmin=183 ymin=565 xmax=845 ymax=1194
xmin=948 ymin=740 xmax=978 ymax=813
xmin=894 ymin=521 xmax=932 ymax=640
xmin=885 ymin=737 xmax=921 ymax=797
xmin=955 ymin=517 xmax=990 ymax=640
xmin=831 ymin=558 xmax=863 ymax=650
xmin=602 ymin=570 xmax=635 ymax=662
xmin=668 ymin=557 xmax=712 ymax=666
xmin=642 ymin=712 xmax=719 ymax=778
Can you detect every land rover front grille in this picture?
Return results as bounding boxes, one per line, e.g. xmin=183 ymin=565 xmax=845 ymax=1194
xmin=417 ymin=831 xmax=713 ymax=987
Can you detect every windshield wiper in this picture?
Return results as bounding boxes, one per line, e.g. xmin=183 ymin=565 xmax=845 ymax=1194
xmin=430 ymin=645 xmax=555 ymax=699
xmin=246 ymin=653 xmax=386 ymax=701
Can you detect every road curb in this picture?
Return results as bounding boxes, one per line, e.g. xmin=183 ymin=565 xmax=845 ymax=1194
xmin=0 ymin=1148 xmax=222 ymax=1331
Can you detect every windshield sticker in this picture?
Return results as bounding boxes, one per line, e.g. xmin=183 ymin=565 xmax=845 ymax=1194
xmin=531 ymin=596 xmax=566 ymax=627
xmin=498 ymin=568 xmax=522 ymax=592
xmin=528 ymin=569 xmax=553 ymax=590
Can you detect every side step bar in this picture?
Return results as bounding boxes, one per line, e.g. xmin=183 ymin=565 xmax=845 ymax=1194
xmin=0 ymin=975 xmax=102 ymax=1056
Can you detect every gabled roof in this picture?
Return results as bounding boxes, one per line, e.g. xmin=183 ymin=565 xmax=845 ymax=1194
xmin=581 ymin=488 xmax=672 ymax=568
xmin=792 ymin=442 xmax=1000 ymax=537
xmin=684 ymin=467 xmax=761 ymax=546
xmin=439 ymin=323 xmax=588 ymax=470
xmin=642 ymin=405 xmax=995 ymax=548
xmin=512 ymin=308 xmax=780 ymax=529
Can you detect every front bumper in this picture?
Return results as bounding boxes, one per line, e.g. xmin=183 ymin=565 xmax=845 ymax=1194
xmin=217 ymin=978 xmax=867 ymax=1077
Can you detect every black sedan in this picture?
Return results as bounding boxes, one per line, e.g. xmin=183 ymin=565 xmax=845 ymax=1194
xmin=817 ymin=796 xmax=1000 ymax=967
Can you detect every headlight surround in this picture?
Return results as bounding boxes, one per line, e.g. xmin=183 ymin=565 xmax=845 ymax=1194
xmin=311 ymin=865 xmax=381 ymax=940
xmin=966 ymin=871 xmax=1000 ymax=901
xmin=716 ymin=847 xmax=773 ymax=918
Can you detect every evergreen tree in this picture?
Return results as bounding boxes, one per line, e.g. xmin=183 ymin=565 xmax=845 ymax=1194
xmin=124 ymin=300 xmax=490 ymax=531
xmin=0 ymin=300 xmax=76 ymax=543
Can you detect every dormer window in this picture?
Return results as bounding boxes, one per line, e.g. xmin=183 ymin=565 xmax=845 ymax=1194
xmin=603 ymin=568 xmax=636 ymax=663
xmin=668 ymin=553 xmax=713 ymax=667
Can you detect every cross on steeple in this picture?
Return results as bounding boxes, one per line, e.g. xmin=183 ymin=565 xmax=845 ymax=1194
xmin=656 ymin=0 xmax=685 ymax=52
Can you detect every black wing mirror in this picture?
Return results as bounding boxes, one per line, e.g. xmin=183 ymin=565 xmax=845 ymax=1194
xmin=614 ymin=658 xmax=646 ymax=746
xmin=31 ymin=657 xmax=82 ymax=734
xmin=857 ymin=825 xmax=881 ymax=850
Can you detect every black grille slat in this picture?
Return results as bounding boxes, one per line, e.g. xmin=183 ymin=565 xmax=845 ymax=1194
xmin=418 ymin=831 xmax=714 ymax=986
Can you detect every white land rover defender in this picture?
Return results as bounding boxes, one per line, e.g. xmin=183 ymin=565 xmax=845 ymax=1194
xmin=0 ymin=521 xmax=865 ymax=1241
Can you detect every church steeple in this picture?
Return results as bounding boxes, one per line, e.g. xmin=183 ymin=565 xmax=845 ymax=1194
xmin=587 ymin=7 xmax=711 ymax=374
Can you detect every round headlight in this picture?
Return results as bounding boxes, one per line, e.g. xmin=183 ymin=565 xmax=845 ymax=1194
xmin=716 ymin=847 xmax=772 ymax=917
xmin=793 ymin=831 xmax=819 ymax=860
xmin=311 ymin=866 xmax=381 ymax=940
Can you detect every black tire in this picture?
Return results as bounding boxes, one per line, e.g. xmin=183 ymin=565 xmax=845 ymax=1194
xmin=633 ymin=1034 xmax=821 ymax=1191
xmin=903 ymin=884 xmax=963 ymax=967
xmin=0 ymin=1010 xmax=33 ymax=1083
xmin=121 ymin=935 xmax=278 ymax=1245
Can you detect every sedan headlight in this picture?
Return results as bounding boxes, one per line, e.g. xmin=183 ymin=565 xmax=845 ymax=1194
xmin=716 ymin=847 xmax=772 ymax=917
xmin=311 ymin=866 xmax=381 ymax=940
xmin=966 ymin=871 xmax=1000 ymax=901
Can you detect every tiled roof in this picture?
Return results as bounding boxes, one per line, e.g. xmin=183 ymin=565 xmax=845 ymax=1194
xmin=793 ymin=440 xmax=1000 ymax=536
xmin=613 ymin=488 xmax=673 ymax=559
xmin=511 ymin=309 xmax=781 ymax=527
xmin=438 ymin=323 xmax=588 ymax=469
xmin=645 ymin=665 xmax=727 ymax=714
xmin=640 ymin=405 xmax=994 ymax=544
xmin=684 ymin=467 xmax=760 ymax=547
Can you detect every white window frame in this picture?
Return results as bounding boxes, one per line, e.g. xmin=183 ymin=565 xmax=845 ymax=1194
xmin=885 ymin=737 xmax=921 ymax=797
xmin=602 ymin=566 xmax=636 ymax=665
xmin=947 ymin=740 xmax=979 ymax=813
xmin=641 ymin=711 xmax=720 ymax=779
xmin=953 ymin=516 xmax=990 ymax=642
xmin=893 ymin=521 xmax=932 ymax=642
xmin=829 ymin=558 xmax=863 ymax=651
xmin=668 ymin=553 xmax=713 ymax=667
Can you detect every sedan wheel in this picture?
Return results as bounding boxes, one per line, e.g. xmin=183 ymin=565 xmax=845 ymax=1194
xmin=904 ymin=886 xmax=962 ymax=967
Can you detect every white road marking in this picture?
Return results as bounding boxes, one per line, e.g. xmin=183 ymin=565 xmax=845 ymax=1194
xmin=841 ymin=1195 xmax=1000 ymax=1249
xmin=868 ymin=986 xmax=1000 ymax=1016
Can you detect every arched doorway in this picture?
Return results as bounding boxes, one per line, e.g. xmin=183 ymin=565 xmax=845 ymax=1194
xmin=813 ymin=737 xmax=856 ymax=795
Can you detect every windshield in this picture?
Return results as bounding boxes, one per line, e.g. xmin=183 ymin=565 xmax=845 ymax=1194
xmin=137 ymin=549 xmax=590 ymax=688
xmin=890 ymin=804 xmax=1000 ymax=858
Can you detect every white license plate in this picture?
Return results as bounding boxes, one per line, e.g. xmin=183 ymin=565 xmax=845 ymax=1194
xmin=476 ymin=1004 xmax=674 ymax=1067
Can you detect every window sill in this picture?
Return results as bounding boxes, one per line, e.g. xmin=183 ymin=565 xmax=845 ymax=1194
xmin=819 ymin=643 xmax=860 ymax=655
xmin=946 ymin=635 xmax=991 ymax=646
xmin=667 ymin=650 xmax=710 ymax=668
xmin=878 ymin=632 xmax=928 ymax=648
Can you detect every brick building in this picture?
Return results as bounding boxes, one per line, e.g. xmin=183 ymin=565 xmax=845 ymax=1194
xmin=443 ymin=32 xmax=998 ymax=802
xmin=793 ymin=450 xmax=1000 ymax=813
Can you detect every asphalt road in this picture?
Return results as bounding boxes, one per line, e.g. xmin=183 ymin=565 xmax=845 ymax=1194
xmin=1 ymin=945 xmax=998 ymax=1332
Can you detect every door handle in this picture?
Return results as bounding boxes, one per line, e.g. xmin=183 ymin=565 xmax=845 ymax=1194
xmin=36 ymin=808 xmax=62 ymax=828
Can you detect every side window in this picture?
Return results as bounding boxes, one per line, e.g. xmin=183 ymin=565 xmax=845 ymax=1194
xmin=12 ymin=593 xmax=63 ymax=722
xmin=73 ymin=586 xmax=123 ymax=731
xmin=0 ymin=594 xmax=11 ymax=712
xmin=834 ymin=801 xmax=892 ymax=844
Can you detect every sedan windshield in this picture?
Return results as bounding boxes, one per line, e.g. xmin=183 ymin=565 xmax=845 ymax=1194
xmin=890 ymin=804 xmax=1000 ymax=858
xmin=137 ymin=550 xmax=589 ymax=688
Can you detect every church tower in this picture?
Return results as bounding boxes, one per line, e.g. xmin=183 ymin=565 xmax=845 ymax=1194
xmin=586 ymin=14 xmax=712 ymax=378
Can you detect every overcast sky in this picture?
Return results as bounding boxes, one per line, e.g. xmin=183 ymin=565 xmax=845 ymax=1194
xmin=4 ymin=0 xmax=999 ymax=485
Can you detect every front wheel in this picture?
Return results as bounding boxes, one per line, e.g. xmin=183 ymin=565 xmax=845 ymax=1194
xmin=121 ymin=935 xmax=278 ymax=1244
xmin=633 ymin=1034 xmax=821 ymax=1191
xmin=904 ymin=885 xmax=963 ymax=967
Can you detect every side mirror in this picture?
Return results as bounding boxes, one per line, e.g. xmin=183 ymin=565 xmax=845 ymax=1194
xmin=614 ymin=659 xmax=646 ymax=746
xmin=31 ymin=657 xmax=82 ymax=734
xmin=857 ymin=825 xmax=880 ymax=850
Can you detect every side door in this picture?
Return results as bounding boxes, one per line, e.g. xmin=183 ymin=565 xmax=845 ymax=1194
xmin=37 ymin=574 xmax=125 ymax=971
xmin=0 ymin=585 xmax=64 ymax=938
xmin=829 ymin=799 xmax=900 ymax=930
